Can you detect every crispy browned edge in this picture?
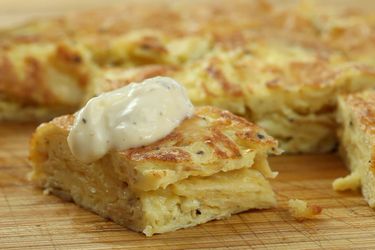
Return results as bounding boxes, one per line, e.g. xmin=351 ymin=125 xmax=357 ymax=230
xmin=0 ymin=43 xmax=90 ymax=106
xmin=38 ymin=106 xmax=277 ymax=165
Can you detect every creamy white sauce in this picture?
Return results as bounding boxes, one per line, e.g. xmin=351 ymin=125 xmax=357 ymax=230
xmin=67 ymin=76 xmax=194 ymax=163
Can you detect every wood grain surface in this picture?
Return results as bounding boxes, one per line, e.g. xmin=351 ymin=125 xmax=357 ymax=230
xmin=2 ymin=123 xmax=375 ymax=249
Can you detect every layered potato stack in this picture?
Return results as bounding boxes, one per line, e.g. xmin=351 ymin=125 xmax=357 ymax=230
xmin=1 ymin=0 xmax=375 ymax=153
xmin=29 ymin=106 xmax=280 ymax=236
xmin=334 ymin=89 xmax=375 ymax=207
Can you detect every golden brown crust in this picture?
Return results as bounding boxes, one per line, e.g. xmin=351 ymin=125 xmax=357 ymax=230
xmin=88 ymin=43 xmax=375 ymax=111
xmin=50 ymin=114 xmax=75 ymax=131
xmin=32 ymin=105 xmax=279 ymax=191
xmin=51 ymin=106 xmax=277 ymax=165
xmin=0 ymin=42 xmax=92 ymax=106
xmin=98 ymin=65 xmax=173 ymax=93
xmin=84 ymin=41 xmax=375 ymax=153
xmin=205 ymin=62 xmax=243 ymax=97
xmin=122 ymin=107 xmax=276 ymax=163
xmin=0 ymin=53 xmax=50 ymax=104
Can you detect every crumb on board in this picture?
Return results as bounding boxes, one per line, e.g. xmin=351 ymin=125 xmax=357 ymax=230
xmin=288 ymin=199 xmax=322 ymax=221
xmin=42 ymin=188 xmax=52 ymax=195
xmin=332 ymin=171 xmax=361 ymax=191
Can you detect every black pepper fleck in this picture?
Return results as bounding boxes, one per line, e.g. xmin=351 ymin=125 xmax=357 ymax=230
xmin=82 ymin=118 xmax=87 ymax=124
xmin=256 ymin=133 xmax=265 ymax=139
xmin=110 ymin=59 xmax=123 ymax=66
xmin=71 ymin=55 xmax=82 ymax=63
xmin=243 ymin=49 xmax=252 ymax=55
xmin=196 ymin=209 xmax=201 ymax=215
xmin=140 ymin=44 xmax=151 ymax=50
xmin=285 ymin=136 xmax=293 ymax=141
xmin=196 ymin=150 xmax=204 ymax=155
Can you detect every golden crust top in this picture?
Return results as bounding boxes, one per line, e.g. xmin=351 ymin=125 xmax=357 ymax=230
xmin=51 ymin=106 xmax=278 ymax=162
xmin=39 ymin=106 xmax=279 ymax=191
xmin=87 ymin=42 xmax=375 ymax=120
xmin=0 ymin=42 xmax=93 ymax=106
xmin=121 ymin=106 xmax=278 ymax=162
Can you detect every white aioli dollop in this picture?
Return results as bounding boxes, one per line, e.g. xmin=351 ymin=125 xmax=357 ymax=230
xmin=67 ymin=76 xmax=194 ymax=163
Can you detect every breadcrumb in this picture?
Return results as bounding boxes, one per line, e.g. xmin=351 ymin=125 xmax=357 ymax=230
xmin=42 ymin=188 xmax=52 ymax=195
xmin=288 ymin=199 xmax=322 ymax=221
xmin=332 ymin=171 xmax=361 ymax=191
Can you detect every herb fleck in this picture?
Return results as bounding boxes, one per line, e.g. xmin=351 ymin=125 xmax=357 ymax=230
xmin=256 ymin=133 xmax=265 ymax=139
xmin=140 ymin=44 xmax=151 ymax=50
xmin=71 ymin=55 xmax=82 ymax=63
xmin=82 ymin=118 xmax=87 ymax=124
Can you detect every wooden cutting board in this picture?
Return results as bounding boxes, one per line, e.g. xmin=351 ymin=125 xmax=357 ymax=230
xmin=2 ymin=123 xmax=375 ymax=249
